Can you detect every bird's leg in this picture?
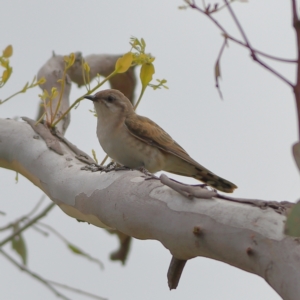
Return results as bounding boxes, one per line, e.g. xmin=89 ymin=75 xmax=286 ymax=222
xmin=137 ymin=166 xmax=160 ymax=180
xmin=81 ymin=161 xmax=118 ymax=173
xmin=103 ymin=163 xmax=132 ymax=173
xmin=81 ymin=163 xmax=105 ymax=172
xmin=103 ymin=161 xmax=118 ymax=171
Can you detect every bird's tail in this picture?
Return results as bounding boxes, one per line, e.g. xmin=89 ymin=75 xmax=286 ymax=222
xmin=165 ymin=156 xmax=237 ymax=193
xmin=192 ymin=166 xmax=237 ymax=193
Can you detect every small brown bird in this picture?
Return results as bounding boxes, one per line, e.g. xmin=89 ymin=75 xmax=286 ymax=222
xmin=84 ymin=89 xmax=237 ymax=193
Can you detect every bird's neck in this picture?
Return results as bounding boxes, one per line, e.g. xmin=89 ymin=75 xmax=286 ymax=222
xmin=96 ymin=111 xmax=126 ymax=136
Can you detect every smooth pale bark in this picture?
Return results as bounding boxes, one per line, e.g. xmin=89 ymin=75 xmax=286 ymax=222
xmin=0 ymin=118 xmax=299 ymax=300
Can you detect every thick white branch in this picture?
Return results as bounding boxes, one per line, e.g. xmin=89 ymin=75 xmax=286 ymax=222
xmin=0 ymin=118 xmax=299 ymax=299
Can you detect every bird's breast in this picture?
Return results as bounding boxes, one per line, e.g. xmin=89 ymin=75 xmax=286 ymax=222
xmin=97 ymin=124 xmax=166 ymax=172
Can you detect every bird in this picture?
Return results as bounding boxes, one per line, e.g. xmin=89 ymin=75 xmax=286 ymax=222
xmin=84 ymin=89 xmax=237 ymax=193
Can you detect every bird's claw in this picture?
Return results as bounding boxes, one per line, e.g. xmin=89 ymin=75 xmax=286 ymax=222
xmin=137 ymin=167 xmax=159 ymax=180
xmin=81 ymin=163 xmax=105 ymax=172
xmin=103 ymin=164 xmax=132 ymax=173
xmin=81 ymin=163 xmax=158 ymax=180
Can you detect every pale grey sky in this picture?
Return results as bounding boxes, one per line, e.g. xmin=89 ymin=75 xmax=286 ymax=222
xmin=0 ymin=1 xmax=297 ymax=299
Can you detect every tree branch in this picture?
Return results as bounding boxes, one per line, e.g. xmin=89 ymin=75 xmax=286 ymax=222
xmin=0 ymin=118 xmax=299 ymax=299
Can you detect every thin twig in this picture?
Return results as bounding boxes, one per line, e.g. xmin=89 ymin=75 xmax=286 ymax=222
xmin=0 ymin=248 xmax=71 ymax=300
xmin=25 ymin=194 xmax=47 ymax=219
xmin=292 ymin=0 xmax=298 ymax=25
xmin=197 ymin=2 xmax=296 ymax=63
xmin=223 ymin=0 xmax=251 ymax=48
xmin=0 ymin=194 xmax=46 ymax=231
xmin=225 ymin=35 xmax=296 ymax=63
xmin=51 ymin=70 xmax=118 ymax=128
xmin=48 ymin=280 xmax=108 ymax=300
xmin=188 ymin=1 xmax=295 ymax=86
xmin=36 ymin=222 xmax=104 ymax=269
xmin=0 ymin=203 xmax=55 ymax=247
xmin=31 ymin=224 xmax=49 ymax=236
xmin=100 ymin=154 xmax=109 ymax=166
xmin=292 ymin=0 xmax=300 ymax=139
xmin=223 ymin=0 xmax=294 ymax=87
xmin=251 ymin=56 xmax=294 ymax=87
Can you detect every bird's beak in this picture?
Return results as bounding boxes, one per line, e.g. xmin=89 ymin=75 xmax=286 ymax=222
xmin=84 ymin=95 xmax=96 ymax=101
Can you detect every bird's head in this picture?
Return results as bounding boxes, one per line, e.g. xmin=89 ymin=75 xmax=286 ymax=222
xmin=84 ymin=89 xmax=133 ymax=119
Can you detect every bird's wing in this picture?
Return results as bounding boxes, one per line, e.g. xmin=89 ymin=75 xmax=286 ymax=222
xmin=125 ymin=114 xmax=194 ymax=162
xmin=125 ymin=114 xmax=237 ymax=193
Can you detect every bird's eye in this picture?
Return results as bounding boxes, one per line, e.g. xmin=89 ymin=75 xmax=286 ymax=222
xmin=106 ymin=95 xmax=115 ymax=102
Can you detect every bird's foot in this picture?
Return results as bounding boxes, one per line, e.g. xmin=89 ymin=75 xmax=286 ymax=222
xmin=101 ymin=161 xmax=118 ymax=172
xmin=105 ymin=164 xmax=132 ymax=172
xmin=137 ymin=167 xmax=159 ymax=180
xmin=81 ymin=161 xmax=120 ymax=172
xmin=81 ymin=163 xmax=105 ymax=172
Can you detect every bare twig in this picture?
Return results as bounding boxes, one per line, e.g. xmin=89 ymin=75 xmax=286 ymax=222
xmin=189 ymin=1 xmax=296 ymax=63
xmin=36 ymin=222 xmax=104 ymax=269
xmin=0 ymin=203 xmax=55 ymax=247
xmin=188 ymin=1 xmax=294 ymax=87
xmin=48 ymin=280 xmax=108 ymax=300
xmin=292 ymin=0 xmax=300 ymax=138
xmin=292 ymin=0 xmax=298 ymax=25
xmin=225 ymin=34 xmax=297 ymax=63
xmin=0 ymin=194 xmax=46 ymax=232
xmin=0 ymin=248 xmax=71 ymax=300
xmin=223 ymin=0 xmax=251 ymax=48
xmin=25 ymin=195 xmax=47 ymax=218
xmin=215 ymin=38 xmax=228 ymax=98
xmin=223 ymin=0 xmax=294 ymax=87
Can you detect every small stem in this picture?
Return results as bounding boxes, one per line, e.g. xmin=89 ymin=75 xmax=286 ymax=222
xmin=0 ymin=91 xmax=22 ymax=105
xmin=51 ymin=70 xmax=118 ymax=128
xmin=292 ymin=0 xmax=300 ymax=139
xmin=0 ymin=249 xmax=71 ymax=300
xmin=48 ymin=280 xmax=107 ymax=300
xmin=42 ymin=98 xmax=50 ymax=125
xmin=292 ymin=0 xmax=298 ymax=25
xmin=49 ymin=95 xmax=54 ymax=124
xmin=0 ymin=203 xmax=55 ymax=247
xmin=52 ymin=69 xmax=67 ymax=124
xmin=223 ymin=0 xmax=251 ymax=48
xmin=100 ymin=154 xmax=109 ymax=166
xmin=188 ymin=1 xmax=295 ymax=86
xmin=133 ymin=87 xmax=146 ymax=110
xmin=226 ymin=35 xmax=296 ymax=63
xmin=35 ymin=111 xmax=46 ymax=125
xmin=224 ymin=0 xmax=294 ymax=87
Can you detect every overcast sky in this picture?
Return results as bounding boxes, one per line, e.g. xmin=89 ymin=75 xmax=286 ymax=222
xmin=0 ymin=1 xmax=297 ymax=299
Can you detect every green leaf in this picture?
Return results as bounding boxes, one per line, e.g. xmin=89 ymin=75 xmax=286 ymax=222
xmin=3 ymin=45 xmax=13 ymax=58
xmin=115 ymin=52 xmax=133 ymax=73
xmin=67 ymin=243 xmax=104 ymax=269
xmin=68 ymin=244 xmax=83 ymax=254
xmin=11 ymin=224 xmax=27 ymax=265
xmin=285 ymin=202 xmax=300 ymax=237
xmin=140 ymin=63 xmax=155 ymax=89
xmin=92 ymin=149 xmax=98 ymax=164
xmin=21 ymin=82 xmax=29 ymax=93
